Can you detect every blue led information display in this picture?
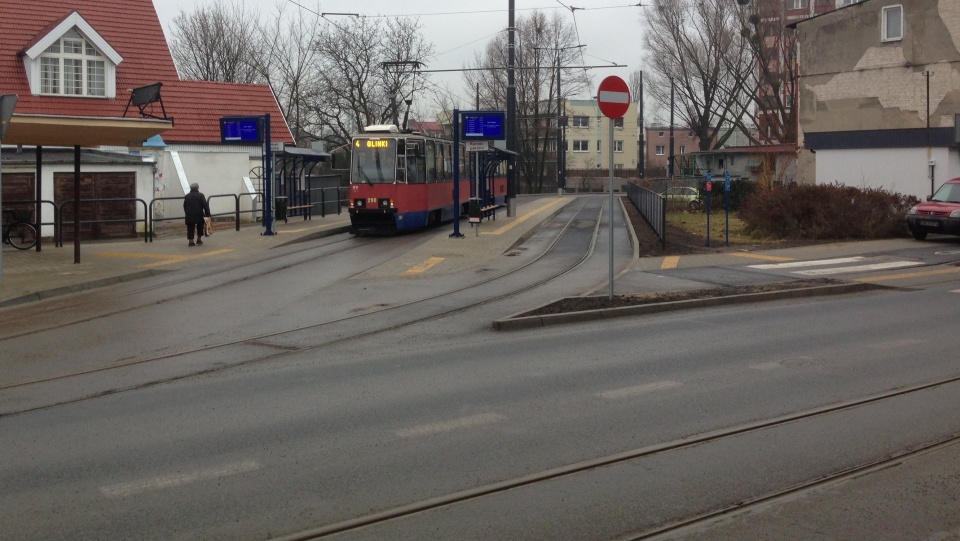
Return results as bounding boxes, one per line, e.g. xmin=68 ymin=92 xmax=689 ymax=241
xmin=220 ymin=116 xmax=262 ymax=144
xmin=461 ymin=111 xmax=506 ymax=141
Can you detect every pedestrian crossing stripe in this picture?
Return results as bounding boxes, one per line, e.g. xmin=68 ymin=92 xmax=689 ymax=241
xmin=747 ymin=256 xmax=923 ymax=276
xmin=747 ymin=257 xmax=865 ymax=269
xmin=792 ymin=261 xmax=923 ymax=276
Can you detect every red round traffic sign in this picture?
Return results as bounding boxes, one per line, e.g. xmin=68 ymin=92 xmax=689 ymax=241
xmin=597 ymin=76 xmax=630 ymax=119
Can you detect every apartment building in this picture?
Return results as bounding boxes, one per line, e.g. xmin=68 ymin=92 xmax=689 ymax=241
xmin=563 ymin=99 xmax=640 ymax=173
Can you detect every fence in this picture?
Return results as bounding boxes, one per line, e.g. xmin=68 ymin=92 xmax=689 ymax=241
xmin=57 ymin=198 xmax=149 ymax=247
xmin=148 ymin=192 xmax=263 ymax=241
xmin=304 ymin=186 xmax=348 ymax=218
xmin=2 ymin=199 xmax=57 ymax=249
xmin=626 ymin=182 xmax=666 ymax=251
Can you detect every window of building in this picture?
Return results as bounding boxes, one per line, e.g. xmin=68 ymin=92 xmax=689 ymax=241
xmin=573 ymin=140 xmax=589 ymax=152
xmin=655 ymin=145 xmax=665 ymax=156
xmin=658 ymin=131 xmax=664 ymax=137
xmin=572 ymin=116 xmax=589 ymax=128
xmin=597 ymin=140 xmax=602 ymax=152
xmin=789 ymin=0 xmax=808 ymax=9
xmin=614 ymin=118 xmax=624 ymax=128
xmin=679 ymin=145 xmax=686 ymax=155
xmin=614 ymin=164 xmax=624 ymax=170
xmin=39 ymin=32 xmax=106 ymax=96
xmin=882 ymin=5 xmax=903 ymax=42
xmin=614 ymin=140 xmax=624 ymax=152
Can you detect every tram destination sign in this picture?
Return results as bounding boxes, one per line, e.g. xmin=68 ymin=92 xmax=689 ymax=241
xmin=461 ymin=110 xmax=506 ymax=141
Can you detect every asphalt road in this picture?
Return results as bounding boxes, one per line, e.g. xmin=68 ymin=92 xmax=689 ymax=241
xmin=2 ymin=196 xmax=960 ymax=540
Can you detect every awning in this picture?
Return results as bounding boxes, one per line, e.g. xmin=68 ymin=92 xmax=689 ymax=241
xmin=277 ymin=147 xmax=331 ymax=161
xmin=3 ymin=113 xmax=172 ymax=147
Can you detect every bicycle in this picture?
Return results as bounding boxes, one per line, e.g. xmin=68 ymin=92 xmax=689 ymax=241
xmin=2 ymin=208 xmax=37 ymax=250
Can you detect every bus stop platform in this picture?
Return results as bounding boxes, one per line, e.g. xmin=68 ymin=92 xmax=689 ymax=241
xmin=0 ymin=197 xmax=572 ymax=308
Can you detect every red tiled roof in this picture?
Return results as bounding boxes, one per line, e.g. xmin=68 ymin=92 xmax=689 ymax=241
xmin=162 ymin=80 xmax=293 ymax=144
xmin=0 ymin=0 xmax=292 ymax=144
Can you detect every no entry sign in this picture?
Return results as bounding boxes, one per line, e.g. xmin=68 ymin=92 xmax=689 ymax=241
xmin=597 ymin=76 xmax=630 ymax=119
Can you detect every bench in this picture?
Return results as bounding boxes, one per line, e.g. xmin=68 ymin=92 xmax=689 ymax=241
xmin=481 ymin=204 xmax=499 ymax=221
xmin=282 ymin=204 xmax=313 ymax=223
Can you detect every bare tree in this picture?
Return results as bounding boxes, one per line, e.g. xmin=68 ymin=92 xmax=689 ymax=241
xmin=641 ymin=0 xmax=752 ymax=151
xmin=728 ymin=0 xmax=799 ymax=146
xmin=309 ymin=16 xmax=434 ymax=152
xmin=168 ymin=0 xmax=263 ymax=84
xmin=465 ymin=10 xmax=590 ymax=193
xmin=254 ymin=5 xmax=322 ymax=144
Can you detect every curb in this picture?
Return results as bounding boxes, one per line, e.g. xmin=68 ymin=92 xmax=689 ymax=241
xmin=491 ymin=282 xmax=888 ymax=331
xmin=0 ymin=269 xmax=169 ymax=309
xmin=274 ymin=225 xmax=352 ymax=248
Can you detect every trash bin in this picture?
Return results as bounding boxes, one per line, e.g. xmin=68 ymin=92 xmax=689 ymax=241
xmin=468 ymin=198 xmax=481 ymax=222
xmin=275 ymin=196 xmax=288 ymax=222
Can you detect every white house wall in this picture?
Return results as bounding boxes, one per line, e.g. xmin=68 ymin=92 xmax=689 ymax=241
xmin=153 ymin=150 xmax=257 ymax=222
xmin=815 ymin=147 xmax=960 ymax=199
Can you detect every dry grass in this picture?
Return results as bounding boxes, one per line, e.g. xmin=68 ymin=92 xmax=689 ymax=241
xmin=667 ymin=211 xmax=779 ymax=245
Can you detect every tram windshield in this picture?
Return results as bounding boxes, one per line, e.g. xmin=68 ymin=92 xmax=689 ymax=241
xmin=352 ymin=138 xmax=397 ymax=184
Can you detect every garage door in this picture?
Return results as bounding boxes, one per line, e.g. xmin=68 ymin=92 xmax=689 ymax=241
xmin=1 ymin=173 xmax=36 ymax=223
xmin=55 ymin=172 xmax=136 ymax=240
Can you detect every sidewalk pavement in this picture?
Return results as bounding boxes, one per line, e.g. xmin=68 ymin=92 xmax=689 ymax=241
xmin=0 ymin=196 xmax=573 ymax=308
xmin=0 ymin=211 xmax=353 ymax=308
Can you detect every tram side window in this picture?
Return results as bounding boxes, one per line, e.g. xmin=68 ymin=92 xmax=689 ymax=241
xmin=395 ymin=155 xmax=406 ymax=183
xmin=443 ymin=143 xmax=453 ymax=180
xmin=460 ymin=144 xmax=467 ymax=179
xmin=425 ymin=140 xmax=438 ymax=183
xmin=407 ymin=139 xmax=425 ymax=183
xmin=435 ymin=143 xmax=445 ymax=182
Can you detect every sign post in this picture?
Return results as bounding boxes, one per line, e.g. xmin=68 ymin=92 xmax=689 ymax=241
xmin=705 ymin=172 xmax=712 ymax=247
xmin=724 ymin=170 xmax=731 ymax=247
xmin=456 ymin=111 xmax=506 ymax=239
xmin=597 ymin=76 xmax=630 ymax=300
xmin=0 ymin=94 xmax=18 ymax=281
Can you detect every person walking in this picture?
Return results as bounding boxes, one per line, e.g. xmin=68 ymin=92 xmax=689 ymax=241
xmin=183 ymin=182 xmax=211 ymax=246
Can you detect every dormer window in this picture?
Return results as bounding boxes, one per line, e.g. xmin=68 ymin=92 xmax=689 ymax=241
xmin=22 ymin=12 xmax=123 ymax=99
xmin=40 ymin=32 xmax=106 ymax=96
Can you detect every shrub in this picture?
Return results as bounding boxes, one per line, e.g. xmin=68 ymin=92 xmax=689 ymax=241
xmin=737 ymin=183 xmax=919 ymax=240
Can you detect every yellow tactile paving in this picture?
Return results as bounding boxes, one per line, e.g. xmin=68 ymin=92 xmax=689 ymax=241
xmin=401 ymin=256 xmax=445 ymax=277
xmin=660 ymin=256 xmax=680 ymax=269
xmin=97 ymin=248 xmax=235 ymax=269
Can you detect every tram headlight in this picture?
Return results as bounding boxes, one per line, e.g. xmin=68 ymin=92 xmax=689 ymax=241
xmin=354 ymin=199 xmax=365 ymax=208
xmin=379 ymin=198 xmax=393 ymax=209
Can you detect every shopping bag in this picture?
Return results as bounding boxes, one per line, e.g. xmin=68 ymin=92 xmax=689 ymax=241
xmin=204 ymin=217 xmax=213 ymax=236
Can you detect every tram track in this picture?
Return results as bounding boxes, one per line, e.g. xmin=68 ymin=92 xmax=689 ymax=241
xmin=0 ymin=233 xmax=388 ymax=336
xmin=0 ymin=197 xmax=610 ymax=416
xmin=269 ymin=370 xmax=960 ymax=541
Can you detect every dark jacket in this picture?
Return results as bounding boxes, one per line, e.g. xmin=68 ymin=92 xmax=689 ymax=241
xmin=183 ymin=188 xmax=211 ymax=223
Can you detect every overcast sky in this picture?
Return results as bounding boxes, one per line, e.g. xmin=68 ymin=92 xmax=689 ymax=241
xmin=152 ymin=1 xmax=647 ymax=117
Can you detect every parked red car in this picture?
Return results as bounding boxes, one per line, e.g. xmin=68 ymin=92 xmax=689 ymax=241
xmin=907 ymin=178 xmax=960 ymax=240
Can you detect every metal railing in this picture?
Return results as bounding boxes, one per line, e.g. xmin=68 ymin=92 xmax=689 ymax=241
xmin=148 ymin=193 xmax=264 ymax=241
xmin=57 ymin=198 xmax=149 ymax=247
xmin=3 ymin=199 xmax=58 ymax=249
xmin=304 ymin=186 xmax=347 ymax=218
xmin=626 ymin=182 xmax=666 ymax=251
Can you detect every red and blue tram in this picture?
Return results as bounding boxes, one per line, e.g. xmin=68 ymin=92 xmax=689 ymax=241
xmin=348 ymin=125 xmax=507 ymax=234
